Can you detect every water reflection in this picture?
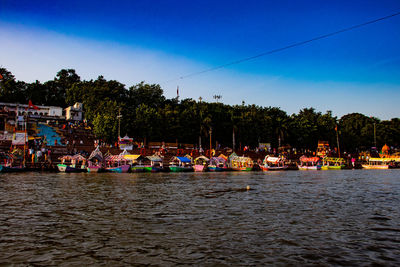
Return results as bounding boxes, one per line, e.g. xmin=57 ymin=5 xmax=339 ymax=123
xmin=1 ymin=170 xmax=400 ymax=265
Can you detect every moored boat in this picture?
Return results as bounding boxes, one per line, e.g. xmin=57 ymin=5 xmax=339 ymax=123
xmin=193 ymin=155 xmax=209 ymax=172
xmin=229 ymin=154 xmax=254 ymax=171
xmin=57 ymin=154 xmax=87 ymax=173
xmin=321 ymin=157 xmax=345 ymax=170
xmin=144 ymin=155 xmax=164 ymax=172
xmin=105 ymin=154 xmax=130 ymax=173
xmin=208 ymin=154 xmax=230 ymax=171
xmin=260 ymin=156 xmax=288 ymax=171
xmin=361 ymin=157 xmax=400 ymax=169
xmin=0 ymin=152 xmax=26 ymax=173
xmin=169 ymin=156 xmax=193 ymax=172
xmin=298 ymin=156 xmax=321 ymax=170
xmin=123 ymin=154 xmax=146 ymax=172
xmin=87 ymin=146 xmax=105 ymax=172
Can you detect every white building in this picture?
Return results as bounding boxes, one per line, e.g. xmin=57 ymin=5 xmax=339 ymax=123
xmin=65 ymin=102 xmax=83 ymax=121
xmin=0 ymin=102 xmax=64 ymax=118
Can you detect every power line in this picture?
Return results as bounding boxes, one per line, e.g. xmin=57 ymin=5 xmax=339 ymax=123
xmin=164 ymin=11 xmax=400 ymax=83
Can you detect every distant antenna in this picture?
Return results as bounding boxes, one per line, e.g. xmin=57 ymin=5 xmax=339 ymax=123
xmin=213 ymin=95 xmax=222 ymax=103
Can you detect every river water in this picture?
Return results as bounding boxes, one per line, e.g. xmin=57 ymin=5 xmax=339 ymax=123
xmin=1 ymin=170 xmax=400 ymax=265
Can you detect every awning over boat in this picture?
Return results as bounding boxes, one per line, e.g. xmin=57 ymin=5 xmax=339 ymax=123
xmin=105 ymin=155 xmax=126 ymax=162
xmin=323 ymin=157 xmax=345 ymax=163
xmin=176 ymin=156 xmax=191 ymax=163
xmin=265 ymin=156 xmax=282 ymax=163
xmin=123 ymin=154 xmax=143 ymax=161
xmin=194 ymin=155 xmax=209 ymax=164
xmin=209 ymin=156 xmax=226 ymax=164
xmin=147 ymin=155 xmax=162 ymax=162
xmin=369 ymin=157 xmax=400 ymax=162
xmin=300 ymin=156 xmax=320 ymax=162
xmin=59 ymin=154 xmax=86 ymax=161
xmin=230 ymin=155 xmax=252 ymax=163
xmin=89 ymin=146 xmax=103 ymax=161
xmin=72 ymin=154 xmax=87 ymax=161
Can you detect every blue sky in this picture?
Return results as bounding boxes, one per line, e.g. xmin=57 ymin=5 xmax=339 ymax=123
xmin=1 ymin=0 xmax=400 ymax=119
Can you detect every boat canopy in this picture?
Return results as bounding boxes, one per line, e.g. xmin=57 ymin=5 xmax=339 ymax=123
xmin=123 ymin=154 xmax=143 ymax=161
xmin=322 ymin=157 xmax=345 ymax=163
xmin=184 ymin=154 xmax=193 ymax=161
xmin=369 ymin=157 xmax=400 ymax=162
xmin=105 ymin=155 xmax=126 ymax=162
xmin=264 ymin=156 xmax=283 ymax=163
xmin=300 ymin=156 xmax=320 ymax=162
xmin=72 ymin=154 xmax=87 ymax=161
xmin=59 ymin=154 xmax=86 ymax=161
xmin=210 ymin=156 xmax=226 ymax=164
xmin=194 ymin=155 xmax=209 ymax=164
xmin=89 ymin=146 xmax=103 ymax=161
xmin=230 ymin=155 xmax=252 ymax=162
xmin=147 ymin=155 xmax=162 ymax=162
xmin=218 ymin=154 xmax=228 ymax=161
xmin=175 ymin=156 xmax=192 ymax=163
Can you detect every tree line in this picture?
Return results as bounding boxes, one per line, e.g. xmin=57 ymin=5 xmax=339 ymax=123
xmin=1 ymin=67 xmax=399 ymax=152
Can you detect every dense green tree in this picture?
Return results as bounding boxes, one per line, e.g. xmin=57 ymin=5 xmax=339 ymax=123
xmin=0 ymin=68 xmax=27 ymax=103
xmin=2 ymin=67 xmax=400 ymax=150
xmin=339 ymin=113 xmax=375 ymax=152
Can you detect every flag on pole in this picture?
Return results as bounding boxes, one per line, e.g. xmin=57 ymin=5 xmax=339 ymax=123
xmin=27 ymin=100 xmax=40 ymax=110
xmin=177 ymin=86 xmax=179 ymax=97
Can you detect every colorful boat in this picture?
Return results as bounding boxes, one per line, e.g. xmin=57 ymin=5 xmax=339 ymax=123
xmin=169 ymin=156 xmax=193 ymax=172
xmin=260 ymin=156 xmax=288 ymax=171
xmin=0 ymin=152 xmax=26 ymax=173
xmin=298 ymin=156 xmax=321 ymax=170
xmin=0 ymin=165 xmax=26 ymax=173
xmin=105 ymin=154 xmax=130 ymax=173
xmin=362 ymin=157 xmax=400 ymax=169
xmin=123 ymin=154 xmax=146 ymax=172
xmin=321 ymin=157 xmax=346 ymax=170
xmin=144 ymin=155 xmax=164 ymax=172
xmin=57 ymin=154 xmax=87 ymax=173
xmin=208 ymin=155 xmax=230 ymax=171
xmin=229 ymin=154 xmax=254 ymax=171
xmin=193 ymin=155 xmax=209 ymax=172
xmin=87 ymin=146 xmax=105 ymax=172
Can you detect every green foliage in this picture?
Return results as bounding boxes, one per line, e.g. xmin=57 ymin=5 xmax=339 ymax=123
xmin=92 ymin=101 xmax=119 ymax=143
xmin=2 ymin=67 xmax=400 ymax=151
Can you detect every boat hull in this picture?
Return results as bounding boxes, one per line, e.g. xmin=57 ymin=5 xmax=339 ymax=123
xmin=362 ymin=164 xmax=389 ymax=169
xmin=0 ymin=165 xmax=26 ymax=173
xmin=260 ymin=165 xmax=288 ymax=171
xmin=131 ymin=166 xmax=145 ymax=172
xmin=298 ymin=165 xmax=321 ymax=170
xmin=321 ymin=165 xmax=344 ymax=170
xmin=106 ymin=164 xmax=130 ymax=173
xmin=58 ymin=164 xmax=87 ymax=173
xmin=143 ymin=166 xmax=164 ymax=172
xmin=87 ymin=166 xmax=105 ymax=173
xmin=231 ymin=167 xmax=253 ymax=171
xmin=169 ymin=166 xmax=193 ymax=172
xmin=208 ymin=166 xmax=230 ymax=172
xmin=194 ymin=165 xmax=207 ymax=172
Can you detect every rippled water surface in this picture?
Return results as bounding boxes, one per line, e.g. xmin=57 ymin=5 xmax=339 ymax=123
xmin=1 ymin=170 xmax=400 ymax=265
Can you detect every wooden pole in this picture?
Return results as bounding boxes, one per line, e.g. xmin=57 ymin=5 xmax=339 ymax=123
xmin=209 ymin=127 xmax=212 ymax=158
xmin=336 ymin=125 xmax=340 ymax=158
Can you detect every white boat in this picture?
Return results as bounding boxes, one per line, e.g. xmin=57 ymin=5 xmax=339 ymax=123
xmin=298 ymin=156 xmax=321 ymax=170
